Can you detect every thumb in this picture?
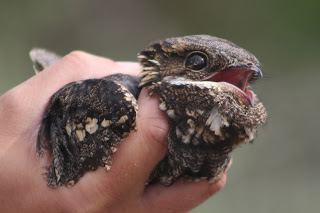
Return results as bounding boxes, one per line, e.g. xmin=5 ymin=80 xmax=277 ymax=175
xmin=135 ymin=87 xmax=169 ymax=175
xmin=113 ymin=87 xmax=169 ymax=181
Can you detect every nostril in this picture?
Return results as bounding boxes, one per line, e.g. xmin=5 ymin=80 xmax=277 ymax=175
xmin=247 ymin=63 xmax=253 ymax=66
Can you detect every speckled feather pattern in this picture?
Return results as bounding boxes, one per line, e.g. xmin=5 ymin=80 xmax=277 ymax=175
xmin=37 ymin=75 xmax=139 ymax=187
xmin=32 ymin=35 xmax=267 ymax=187
xmin=145 ymin=76 xmax=266 ymax=185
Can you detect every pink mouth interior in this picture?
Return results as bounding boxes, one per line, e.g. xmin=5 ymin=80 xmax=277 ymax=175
xmin=203 ymin=68 xmax=255 ymax=106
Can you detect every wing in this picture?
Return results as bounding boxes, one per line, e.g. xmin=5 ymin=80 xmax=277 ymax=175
xmin=148 ymin=77 xmax=266 ymax=185
xmin=157 ymin=77 xmax=266 ymax=146
xmin=37 ymin=74 xmax=140 ymax=187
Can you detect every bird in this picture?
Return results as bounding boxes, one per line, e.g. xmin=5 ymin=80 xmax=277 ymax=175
xmin=30 ymin=35 xmax=267 ymax=187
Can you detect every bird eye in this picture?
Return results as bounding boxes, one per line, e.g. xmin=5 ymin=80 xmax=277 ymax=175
xmin=185 ymin=52 xmax=208 ymax=71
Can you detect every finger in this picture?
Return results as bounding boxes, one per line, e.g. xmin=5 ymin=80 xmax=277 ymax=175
xmin=143 ymin=173 xmax=227 ymax=213
xmin=86 ymin=88 xmax=169 ymax=192
xmin=113 ymin=88 xmax=169 ymax=180
xmin=117 ymin=62 xmax=143 ymax=75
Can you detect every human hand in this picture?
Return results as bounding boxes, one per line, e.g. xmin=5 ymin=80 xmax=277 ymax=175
xmin=0 ymin=51 xmax=228 ymax=213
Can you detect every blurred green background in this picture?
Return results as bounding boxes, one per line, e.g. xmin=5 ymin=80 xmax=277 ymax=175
xmin=1 ymin=0 xmax=319 ymax=212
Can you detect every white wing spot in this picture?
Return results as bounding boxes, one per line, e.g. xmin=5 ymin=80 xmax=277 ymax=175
xmin=182 ymin=134 xmax=191 ymax=144
xmin=101 ymin=119 xmax=111 ymax=127
xmin=167 ymin=109 xmax=175 ymax=118
xmin=176 ymin=127 xmax=182 ymax=138
xmin=159 ymin=102 xmax=167 ymax=111
xmin=196 ymin=109 xmax=204 ymax=115
xmin=110 ymin=147 xmax=117 ymax=153
xmin=187 ymin=119 xmax=195 ymax=134
xmin=85 ymin=117 xmax=99 ymax=134
xmin=65 ymin=125 xmax=72 ymax=136
xmin=124 ymin=96 xmax=132 ymax=102
xmin=67 ymin=180 xmax=75 ymax=187
xmin=104 ymin=165 xmax=111 ymax=171
xmin=55 ymin=169 xmax=61 ymax=182
xmin=206 ymin=108 xmax=229 ymax=136
xmin=76 ymin=129 xmax=86 ymax=141
xmin=116 ymin=115 xmax=128 ymax=124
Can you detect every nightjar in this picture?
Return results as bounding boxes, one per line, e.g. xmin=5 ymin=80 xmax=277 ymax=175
xmin=30 ymin=35 xmax=267 ymax=187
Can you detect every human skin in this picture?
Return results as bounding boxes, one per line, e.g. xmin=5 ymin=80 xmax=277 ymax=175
xmin=0 ymin=51 xmax=228 ymax=213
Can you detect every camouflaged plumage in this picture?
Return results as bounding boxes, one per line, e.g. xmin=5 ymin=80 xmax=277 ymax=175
xmin=31 ymin=35 xmax=267 ymax=187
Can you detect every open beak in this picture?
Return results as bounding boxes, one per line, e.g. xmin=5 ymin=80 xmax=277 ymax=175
xmin=202 ymin=65 xmax=262 ymax=107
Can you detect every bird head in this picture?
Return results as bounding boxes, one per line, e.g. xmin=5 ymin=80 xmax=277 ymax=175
xmin=138 ymin=35 xmax=262 ymax=106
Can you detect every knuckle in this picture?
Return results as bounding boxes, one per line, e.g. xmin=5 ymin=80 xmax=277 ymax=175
xmin=67 ymin=50 xmax=116 ymax=66
xmin=63 ymin=50 xmax=117 ymax=77
xmin=68 ymin=50 xmax=90 ymax=60
xmin=65 ymin=50 xmax=92 ymax=67
xmin=140 ymin=117 xmax=168 ymax=149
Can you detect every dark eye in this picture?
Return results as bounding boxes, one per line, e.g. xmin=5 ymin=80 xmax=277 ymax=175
xmin=185 ymin=52 xmax=208 ymax=71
